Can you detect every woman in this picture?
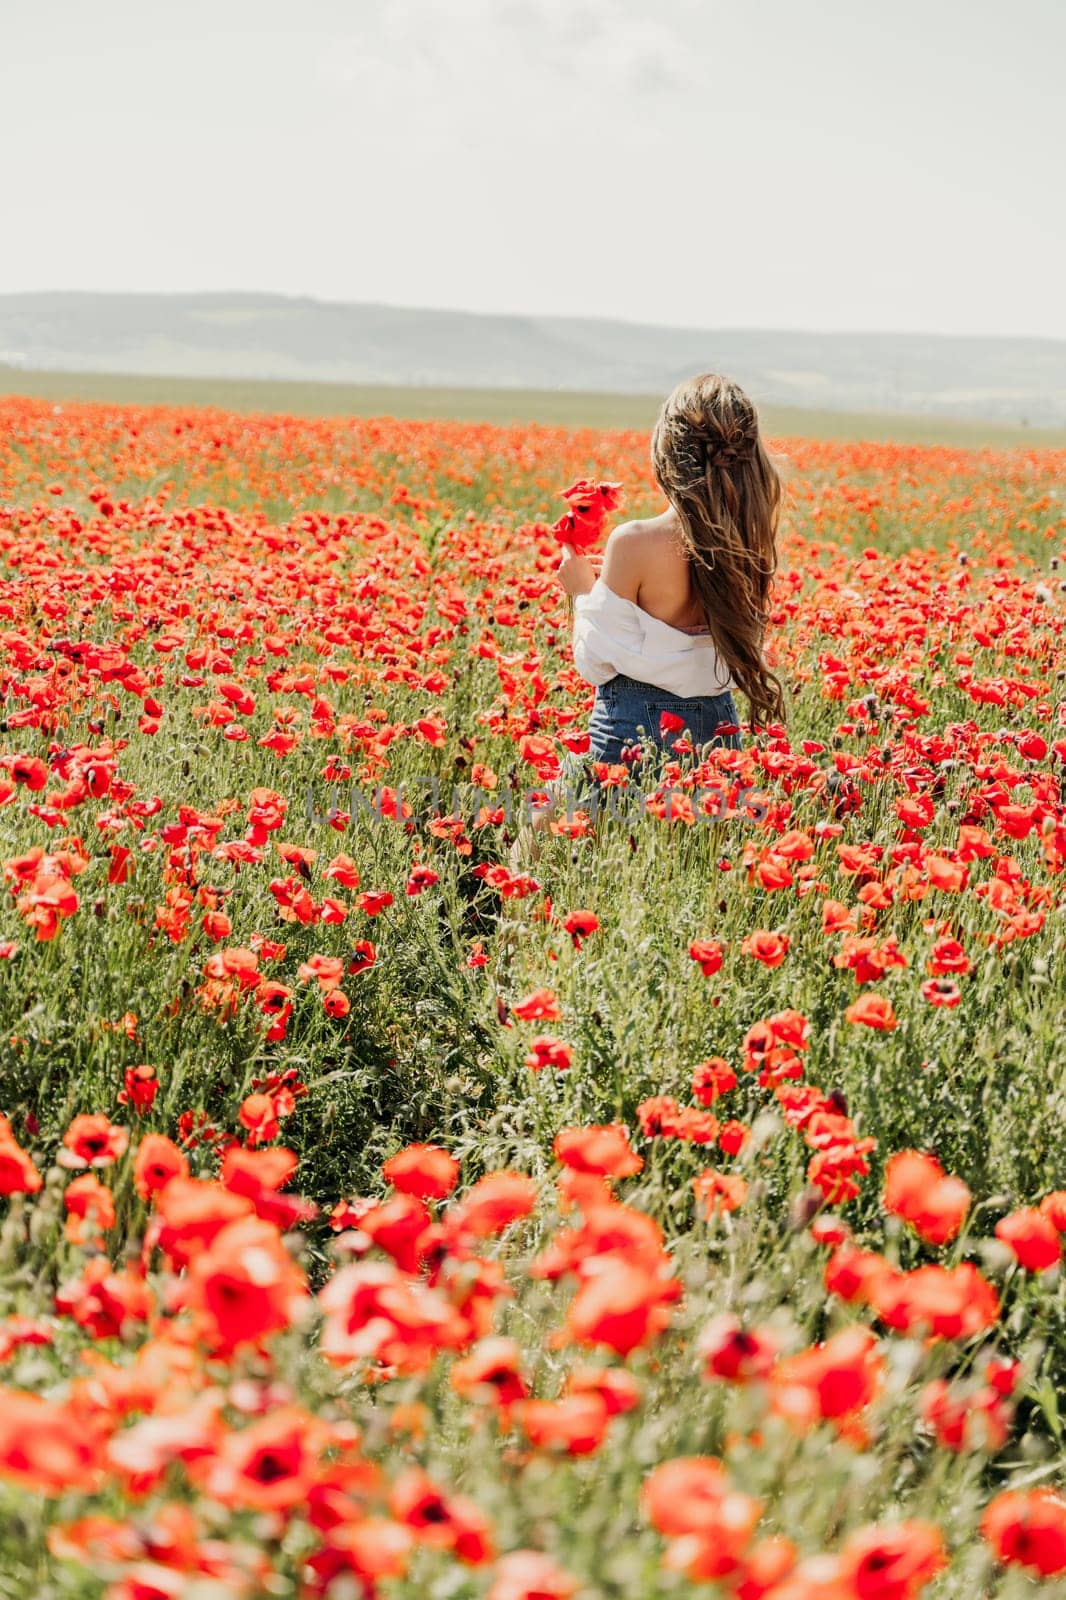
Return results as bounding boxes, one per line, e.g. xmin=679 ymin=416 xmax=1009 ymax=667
xmin=557 ymin=373 xmax=785 ymax=770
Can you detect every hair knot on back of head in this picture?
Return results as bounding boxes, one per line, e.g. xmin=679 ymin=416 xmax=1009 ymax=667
xmin=704 ymin=434 xmax=757 ymax=471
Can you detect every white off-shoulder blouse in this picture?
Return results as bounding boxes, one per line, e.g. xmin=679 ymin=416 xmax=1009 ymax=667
xmin=572 ymin=580 xmax=734 ymax=698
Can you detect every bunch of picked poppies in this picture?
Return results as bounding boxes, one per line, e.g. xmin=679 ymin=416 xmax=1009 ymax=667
xmin=551 ymin=478 xmax=624 ymax=551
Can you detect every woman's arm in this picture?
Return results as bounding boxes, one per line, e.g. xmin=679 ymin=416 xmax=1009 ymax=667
xmin=555 ymin=544 xmax=597 ymax=597
xmin=556 ymin=522 xmax=643 ymax=600
xmin=598 ymin=522 xmax=644 ymax=603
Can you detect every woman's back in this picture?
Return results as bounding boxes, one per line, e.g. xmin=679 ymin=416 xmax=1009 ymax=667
xmin=600 ymin=510 xmax=710 ymax=633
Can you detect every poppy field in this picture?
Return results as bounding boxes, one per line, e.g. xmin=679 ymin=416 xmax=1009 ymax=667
xmin=1 ymin=394 xmax=1066 ymax=1599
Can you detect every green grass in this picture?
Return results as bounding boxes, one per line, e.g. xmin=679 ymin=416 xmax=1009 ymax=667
xmin=3 ymin=364 xmax=1064 ymax=449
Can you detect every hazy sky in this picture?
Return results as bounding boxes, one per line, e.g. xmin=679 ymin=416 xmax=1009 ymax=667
xmin=3 ymin=0 xmax=1063 ymax=338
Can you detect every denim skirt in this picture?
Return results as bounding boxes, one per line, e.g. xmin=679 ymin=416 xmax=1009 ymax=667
xmin=587 ymin=674 xmax=741 ymax=765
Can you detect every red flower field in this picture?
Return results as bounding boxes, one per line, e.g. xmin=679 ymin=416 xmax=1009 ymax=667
xmin=0 ymin=395 xmax=1065 ymax=1597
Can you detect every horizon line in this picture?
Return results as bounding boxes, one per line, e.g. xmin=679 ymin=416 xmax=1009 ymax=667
xmin=0 ymin=287 xmax=1063 ymax=348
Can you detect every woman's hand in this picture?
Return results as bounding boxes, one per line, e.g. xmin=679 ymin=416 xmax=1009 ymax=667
xmin=556 ymin=544 xmax=598 ymax=597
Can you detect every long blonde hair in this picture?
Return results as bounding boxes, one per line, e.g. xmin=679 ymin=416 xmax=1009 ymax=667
xmin=651 ymin=373 xmax=785 ymax=727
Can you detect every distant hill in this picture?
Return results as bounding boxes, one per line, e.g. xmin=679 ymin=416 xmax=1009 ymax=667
xmin=1 ymin=292 xmax=1064 ymax=426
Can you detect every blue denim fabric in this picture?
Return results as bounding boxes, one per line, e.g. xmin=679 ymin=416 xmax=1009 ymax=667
xmin=587 ymin=674 xmax=741 ymax=766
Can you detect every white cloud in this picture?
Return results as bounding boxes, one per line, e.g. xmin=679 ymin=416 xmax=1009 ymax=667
xmin=318 ymin=0 xmax=695 ymax=108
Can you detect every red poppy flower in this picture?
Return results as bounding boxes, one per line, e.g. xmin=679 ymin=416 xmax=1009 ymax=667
xmin=298 ymin=953 xmax=345 ymax=991
xmin=448 ymin=1171 xmax=537 ymax=1237
xmin=117 ymin=1063 xmax=159 ymax=1113
xmin=926 ymin=936 xmax=969 ymax=975
xmin=451 ymin=1337 xmax=529 ymax=1409
xmin=692 ymin=1056 xmax=737 ymax=1103
xmin=718 ymin=1120 xmax=749 ymax=1155
xmin=1039 ymin=1190 xmax=1066 ymax=1232
xmin=845 ymin=992 xmax=898 ymax=1030
xmin=565 ymin=1257 xmax=680 ymax=1355
xmin=202 ymin=1406 xmax=330 ymax=1512
xmin=348 ymin=940 xmax=377 ymax=974
xmin=61 ymin=1114 xmax=129 ymax=1169
xmin=883 ymin=1150 xmax=971 ymax=1244
xmin=642 ymin=1455 xmax=761 ymax=1555
xmin=838 ymin=1521 xmax=947 ymax=1599
xmin=186 ymin=1214 xmax=308 ymax=1352
xmin=63 ymin=1172 xmax=116 ymax=1241
xmin=561 ymin=909 xmax=599 ymax=949
xmin=772 ymin=1325 xmax=883 ymax=1423
xmin=920 ymin=1377 xmax=1011 ymax=1453
xmin=689 ymin=939 xmax=725 ymax=976
xmin=238 ymin=1093 xmax=281 ymax=1147
xmin=524 ymin=1035 xmax=573 ymax=1072
xmin=357 ymin=890 xmax=393 ymax=916
xmin=0 ymin=1119 xmax=42 ymax=1195
xmin=741 ymin=930 xmax=789 ymax=967
xmin=324 ymin=852 xmax=360 ymax=888
xmin=0 ymin=1391 xmax=103 ymax=1494
xmin=511 ymin=988 xmax=561 ymax=1022
xmin=868 ymin=1262 xmax=1000 ymax=1340
xmin=55 ymin=1257 xmax=151 ymax=1340
xmin=517 ymin=1393 xmax=610 ymax=1456
xmin=995 ymin=1207 xmax=1062 ymax=1271
xmin=383 ymin=1143 xmax=460 ymax=1201
xmin=551 ymin=478 xmax=623 ymax=552
xmin=305 ymin=1518 xmax=414 ymax=1593
xmin=981 ymin=1487 xmax=1066 ymax=1577
xmin=920 ymin=977 xmax=962 ymax=1007
xmin=359 ymin=1193 xmax=434 ymax=1272
xmin=693 ymin=1168 xmax=748 ymax=1217
xmin=389 ymin=1467 xmax=495 ymax=1563
xmin=700 ymin=1314 xmax=778 ymax=1383
xmin=566 ymin=1364 xmax=641 ymax=1417
xmin=553 ymin=1124 xmax=643 ymax=1179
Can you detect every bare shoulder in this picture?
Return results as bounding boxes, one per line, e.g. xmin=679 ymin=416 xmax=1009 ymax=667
xmin=601 ymin=518 xmax=658 ymax=600
xmin=602 ymin=512 xmax=682 ymax=601
xmin=605 ymin=512 xmax=675 ymax=551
